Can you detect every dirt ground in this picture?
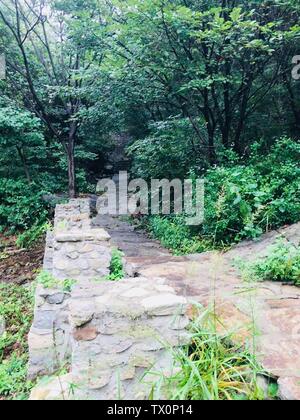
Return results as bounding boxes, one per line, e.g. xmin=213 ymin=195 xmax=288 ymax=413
xmin=0 ymin=234 xmax=44 ymax=284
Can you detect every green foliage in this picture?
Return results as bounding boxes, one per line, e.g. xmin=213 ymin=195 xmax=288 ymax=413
xmin=36 ymin=271 xmax=77 ymax=292
xmin=16 ymin=222 xmax=51 ymax=249
xmin=62 ymin=279 xmax=77 ymax=293
xmin=145 ymin=138 xmax=300 ymax=251
xmin=0 ymin=179 xmax=49 ymax=233
xmin=110 ymin=0 xmax=300 ymax=163
xmin=268 ymin=382 xmax=279 ymax=399
xmin=106 ymin=248 xmax=125 ymax=281
xmin=147 ymin=216 xmax=213 ymax=255
xmin=0 ymin=282 xmax=35 ymax=400
xmin=128 ymin=118 xmax=207 ymax=180
xmin=152 ymin=307 xmax=264 ymax=400
xmin=0 ymin=105 xmax=44 ymax=180
xmin=203 ymin=138 xmax=300 ymax=244
xmin=242 ymin=240 xmax=300 ymax=286
xmin=36 ymin=271 xmax=58 ymax=289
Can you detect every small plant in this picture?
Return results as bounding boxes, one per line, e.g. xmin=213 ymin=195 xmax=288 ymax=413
xmin=36 ymin=271 xmax=77 ymax=292
xmin=240 ymin=240 xmax=300 ymax=286
xmin=36 ymin=270 xmax=59 ymax=289
xmin=62 ymin=278 xmax=77 ymax=293
xmin=106 ymin=248 xmax=125 ymax=281
xmin=16 ymin=222 xmax=51 ymax=249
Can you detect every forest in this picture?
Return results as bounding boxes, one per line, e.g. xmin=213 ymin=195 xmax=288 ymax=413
xmin=0 ymin=0 xmax=300 ymax=401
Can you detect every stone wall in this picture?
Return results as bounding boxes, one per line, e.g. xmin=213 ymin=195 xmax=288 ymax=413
xmin=28 ymin=199 xmax=112 ymax=378
xmin=29 ymin=199 xmax=189 ymax=400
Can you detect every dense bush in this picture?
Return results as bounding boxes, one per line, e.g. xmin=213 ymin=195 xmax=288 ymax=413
xmin=146 ymin=138 xmax=300 ymax=251
xmin=0 ymin=179 xmax=49 ymax=233
xmin=203 ymin=138 xmax=300 ymax=244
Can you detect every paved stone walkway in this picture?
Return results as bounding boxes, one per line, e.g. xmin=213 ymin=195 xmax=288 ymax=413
xmin=93 ymin=213 xmax=300 ymax=400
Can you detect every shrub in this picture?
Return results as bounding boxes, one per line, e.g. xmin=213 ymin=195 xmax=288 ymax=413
xmin=147 ymin=216 xmax=213 ymax=255
xmin=146 ymin=138 xmax=300 ymax=251
xmin=241 ymin=240 xmax=300 ymax=286
xmin=0 ymin=179 xmax=50 ymax=233
xmin=203 ymin=138 xmax=300 ymax=244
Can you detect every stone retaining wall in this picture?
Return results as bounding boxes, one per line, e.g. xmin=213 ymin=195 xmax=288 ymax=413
xmin=29 ymin=199 xmax=189 ymax=400
xmin=28 ymin=199 xmax=112 ymax=378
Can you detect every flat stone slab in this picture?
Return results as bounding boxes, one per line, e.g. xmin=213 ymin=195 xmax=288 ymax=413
xmin=55 ymin=229 xmax=110 ymax=243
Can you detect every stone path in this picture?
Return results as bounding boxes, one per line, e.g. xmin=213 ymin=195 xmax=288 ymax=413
xmin=93 ymin=213 xmax=300 ymax=400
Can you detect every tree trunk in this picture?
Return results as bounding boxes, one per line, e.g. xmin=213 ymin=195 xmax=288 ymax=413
xmin=208 ymin=127 xmax=216 ymax=165
xmin=16 ymin=146 xmax=31 ymax=184
xmin=67 ymin=134 xmax=76 ymax=198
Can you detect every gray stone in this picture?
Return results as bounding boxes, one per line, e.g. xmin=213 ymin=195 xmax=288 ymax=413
xmin=53 ymin=258 xmax=69 ymax=271
xmin=69 ymin=299 xmax=95 ymax=327
xmin=84 ymin=370 xmax=112 ymax=390
xmin=67 ymin=251 xmax=79 ymax=260
xmin=46 ymin=293 xmax=67 ymax=305
xmin=30 ymin=374 xmax=75 ymax=401
xmin=141 ymin=294 xmax=187 ymax=316
xmin=75 ymin=258 xmax=90 ymax=270
xmin=55 ymin=229 xmax=110 ymax=243
xmin=0 ymin=315 xmax=5 ymax=337
xmin=122 ymin=287 xmax=150 ymax=298
xmin=33 ymin=311 xmax=57 ymax=330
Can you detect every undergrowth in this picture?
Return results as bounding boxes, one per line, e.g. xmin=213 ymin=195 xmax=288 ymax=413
xmin=135 ymin=139 xmax=300 ymax=255
xmin=16 ymin=222 xmax=51 ymax=250
xmin=237 ymin=240 xmax=300 ymax=286
xmin=0 ymin=282 xmax=35 ymax=400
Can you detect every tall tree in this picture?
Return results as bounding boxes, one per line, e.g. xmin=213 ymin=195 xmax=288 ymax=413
xmin=103 ymin=0 xmax=300 ymax=161
xmin=0 ymin=0 xmax=105 ymax=196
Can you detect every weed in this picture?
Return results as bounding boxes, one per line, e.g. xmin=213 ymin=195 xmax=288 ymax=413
xmin=150 ymin=307 xmax=265 ymax=400
xmin=36 ymin=270 xmax=77 ymax=292
xmin=36 ymin=270 xmax=59 ymax=289
xmin=106 ymin=248 xmax=125 ymax=281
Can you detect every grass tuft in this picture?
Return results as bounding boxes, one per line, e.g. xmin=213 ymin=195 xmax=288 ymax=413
xmin=150 ymin=308 xmax=265 ymax=400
